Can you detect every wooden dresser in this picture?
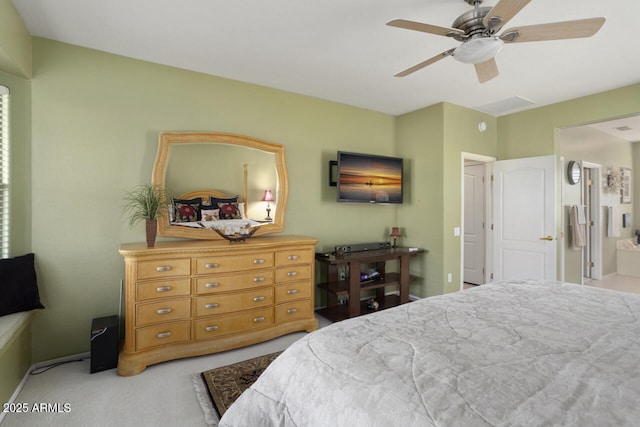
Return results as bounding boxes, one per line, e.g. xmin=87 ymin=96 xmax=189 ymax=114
xmin=118 ymin=235 xmax=318 ymax=376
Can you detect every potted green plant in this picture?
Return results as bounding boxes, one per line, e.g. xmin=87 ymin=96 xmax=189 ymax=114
xmin=122 ymin=183 xmax=166 ymax=247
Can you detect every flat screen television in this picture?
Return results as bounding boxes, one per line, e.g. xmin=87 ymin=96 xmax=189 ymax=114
xmin=337 ymin=151 xmax=403 ymax=204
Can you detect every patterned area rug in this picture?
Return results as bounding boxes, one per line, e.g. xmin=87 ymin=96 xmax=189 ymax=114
xmin=200 ymin=351 xmax=282 ymax=418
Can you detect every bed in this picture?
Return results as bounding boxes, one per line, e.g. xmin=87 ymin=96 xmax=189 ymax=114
xmin=168 ymin=189 xmax=265 ymax=240
xmin=219 ymin=280 xmax=640 ymax=426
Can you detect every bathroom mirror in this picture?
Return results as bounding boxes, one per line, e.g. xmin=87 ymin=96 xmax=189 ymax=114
xmin=567 ymin=160 xmax=581 ymax=185
xmin=152 ymin=132 xmax=288 ymax=240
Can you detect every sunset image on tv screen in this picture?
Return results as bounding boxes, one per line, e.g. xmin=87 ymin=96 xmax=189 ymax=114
xmin=338 ymin=153 xmax=402 ymax=203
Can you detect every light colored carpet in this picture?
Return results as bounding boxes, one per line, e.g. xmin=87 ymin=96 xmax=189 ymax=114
xmin=2 ymin=314 xmax=331 ymax=427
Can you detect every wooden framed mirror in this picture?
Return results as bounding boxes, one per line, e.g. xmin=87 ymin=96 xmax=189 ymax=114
xmin=152 ymin=132 xmax=288 ymax=240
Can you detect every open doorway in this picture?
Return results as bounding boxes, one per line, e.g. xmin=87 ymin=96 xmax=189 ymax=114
xmin=461 ymin=153 xmax=495 ymax=290
xmin=557 ymin=113 xmax=638 ymax=286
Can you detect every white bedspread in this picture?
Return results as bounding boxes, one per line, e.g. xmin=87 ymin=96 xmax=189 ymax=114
xmin=220 ymin=280 xmax=640 ymax=426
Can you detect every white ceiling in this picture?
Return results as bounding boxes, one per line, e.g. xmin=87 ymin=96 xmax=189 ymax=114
xmin=10 ymin=0 xmax=640 ymax=119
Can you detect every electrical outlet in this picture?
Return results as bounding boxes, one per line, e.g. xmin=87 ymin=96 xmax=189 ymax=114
xmin=447 ymin=273 xmax=452 ymax=283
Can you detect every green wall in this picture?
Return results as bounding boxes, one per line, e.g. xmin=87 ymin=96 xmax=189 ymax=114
xmin=441 ymin=104 xmax=497 ymax=294
xmin=498 ymin=84 xmax=640 ymax=160
xmin=395 ymin=103 xmax=498 ymax=297
xmin=2 ymin=23 xmax=640 ymax=364
xmin=0 ymin=0 xmax=31 ymax=78
xmin=396 ymin=104 xmax=445 ymax=297
xmin=27 ymin=38 xmax=397 ymax=362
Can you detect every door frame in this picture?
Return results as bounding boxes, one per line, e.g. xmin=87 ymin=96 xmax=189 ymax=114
xmin=460 ymin=152 xmax=496 ymax=291
xmin=582 ymin=161 xmax=603 ymax=281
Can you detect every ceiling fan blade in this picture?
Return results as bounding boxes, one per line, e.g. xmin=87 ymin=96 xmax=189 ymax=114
xmin=500 ymin=17 xmax=606 ymax=43
xmin=387 ymin=19 xmax=464 ymax=38
xmin=394 ymin=49 xmax=454 ymax=77
xmin=474 ymin=58 xmax=499 ymax=83
xmin=483 ymin=0 xmax=532 ymax=30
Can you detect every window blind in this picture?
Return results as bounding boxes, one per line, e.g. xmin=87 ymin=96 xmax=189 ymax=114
xmin=0 ymin=85 xmax=9 ymax=258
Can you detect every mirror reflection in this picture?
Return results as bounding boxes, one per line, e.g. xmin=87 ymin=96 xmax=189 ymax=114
xmin=152 ymin=132 xmax=288 ymax=240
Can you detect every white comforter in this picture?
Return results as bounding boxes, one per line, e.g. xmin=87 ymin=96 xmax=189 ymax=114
xmin=220 ymin=280 xmax=640 ymax=426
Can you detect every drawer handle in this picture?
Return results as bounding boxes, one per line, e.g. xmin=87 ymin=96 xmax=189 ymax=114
xmin=287 ymin=308 xmax=298 ymax=314
xmin=156 ymin=266 xmax=171 ymax=272
xmin=287 ymin=255 xmax=299 ymax=260
xmin=205 ymin=263 xmax=219 ymax=269
xmin=253 ymin=296 xmax=265 ymax=302
xmin=205 ymin=282 xmax=219 ymax=288
xmin=254 ymin=277 xmax=265 ymax=283
xmin=205 ymin=325 xmax=219 ymax=332
xmin=156 ymin=286 xmax=172 ymax=292
xmin=205 ymin=303 xmax=219 ymax=309
xmin=287 ymin=271 xmax=298 ymax=277
xmin=156 ymin=332 xmax=171 ymax=339
xmin=156 ymin=308 xmax=172 ymax=315
xmin=287 ymin=289 xmax=299 ymax=295
xmin=253 ymin=259 xmax=265 ymax=264
xmin=254 ymin=316 xmax=265 ymax=323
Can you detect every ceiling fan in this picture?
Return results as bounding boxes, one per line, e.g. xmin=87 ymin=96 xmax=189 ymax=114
xmin=387 ymin=0 xmax=605 ymax=83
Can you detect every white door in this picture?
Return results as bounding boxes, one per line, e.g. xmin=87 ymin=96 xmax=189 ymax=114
xmin=464 ymin=164 xmax=485 ymax=285
xmin=493 ymin=155 xmax=557 ymax=281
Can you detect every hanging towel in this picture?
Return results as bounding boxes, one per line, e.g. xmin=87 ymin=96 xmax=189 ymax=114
xmin=570 ymin=205 xmax=586 ymax=250
xmin=608 ymin=205 xmax=620 ymax=237
xmin=577 ymin=204 xmax=587 ymax=225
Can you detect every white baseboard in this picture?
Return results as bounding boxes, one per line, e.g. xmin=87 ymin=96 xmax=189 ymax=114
xmin=0 ymin=352 xmax=90 ymax=424
xmin=31 ymin=352 xmax=90 ymax=370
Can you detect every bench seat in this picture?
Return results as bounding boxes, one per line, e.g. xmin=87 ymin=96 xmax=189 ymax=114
xmin=0 ymin=311 xmax=34 ymax=407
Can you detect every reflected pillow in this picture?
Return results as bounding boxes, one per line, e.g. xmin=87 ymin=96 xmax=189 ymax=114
xmin=209 ymin=196 xmax=239 ymax=209
xmin=201 ymin=209 xmax=220 ymax=221
xmin=218 ymin=203 xmax=243 ymax=219
xmin=0 ymin=253 xmax=45 ymax=316
xmin=173 ymin=197 xmax=202 ymax=223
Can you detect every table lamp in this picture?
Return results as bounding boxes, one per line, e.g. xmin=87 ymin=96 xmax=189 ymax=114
xmin=262 ymin=189 xmax=274 ymax=222
xmin=390 ymin=227 xmax=400 ymax=248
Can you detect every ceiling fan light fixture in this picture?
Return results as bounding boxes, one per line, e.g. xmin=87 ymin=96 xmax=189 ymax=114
xmin=453 ymin=37 xmax=504 ymax=64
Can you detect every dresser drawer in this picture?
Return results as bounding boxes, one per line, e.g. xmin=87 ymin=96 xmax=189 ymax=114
xmin=275 ymin=281 xmax=312 ymax=303
xmin=195 ymin=252 xmax=274 ymax=274
xmin=275 ymin=265 xmax=311 ymax=283
xmin=135 ymin=321 xmax=191 ymax=351
xmin=275 ymin=300 xmax=314 ymax=323
xmin=194 ymin=308 xmax=274 ymax=340
xmin=275 ymin=249 xmax=313 ymax=267
xmin=194 ymin=287 xmax=274 ymax=317
xmin=195 ymin=270 xmax=274 ymax=295
xmin=135 ymin=298 xmax=191 ymax=327
xmin=136 ymin=278 xmax=191 ymax=301
xmin=137 ymin=258 xmax=190 ymax=280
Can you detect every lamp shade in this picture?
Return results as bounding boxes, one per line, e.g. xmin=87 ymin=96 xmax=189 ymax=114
xmin=262 ymin=189 xmax=274 ymax=202
xmin=390 ymin=227 xmax=400 ymax=237
xmin=453 ymin=37 xmax=504 ymax=64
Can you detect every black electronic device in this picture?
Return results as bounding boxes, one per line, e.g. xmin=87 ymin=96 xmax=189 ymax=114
xmin=334 ymin=241 xmax=391 ymax=254
xmin=90 ymin=315 xmax=119 ymax=374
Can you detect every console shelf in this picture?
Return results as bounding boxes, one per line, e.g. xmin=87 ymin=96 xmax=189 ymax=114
xmin=315 ymin=248 xmax=425 ymax=322
xmin=316 ymin=294 xmax=401 ymax=323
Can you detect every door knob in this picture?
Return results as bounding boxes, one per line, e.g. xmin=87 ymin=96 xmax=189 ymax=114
xmin=539 ymin=236 xmax=554 ymax=241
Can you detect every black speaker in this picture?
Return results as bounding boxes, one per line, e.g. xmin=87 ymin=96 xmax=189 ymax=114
xmin=90 ymin=315 xmax=119 ymax=374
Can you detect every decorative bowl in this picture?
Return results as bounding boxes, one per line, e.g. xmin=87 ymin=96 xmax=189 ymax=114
xmin=212 ymin=226 xmax=259 ymax=243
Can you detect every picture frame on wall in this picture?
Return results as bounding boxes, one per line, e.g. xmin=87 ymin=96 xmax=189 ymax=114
xmin=621 ymin=167 xmax=631 ymax=204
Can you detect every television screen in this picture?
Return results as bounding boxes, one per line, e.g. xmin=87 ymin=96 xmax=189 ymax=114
xmin=337 ymin=151 xmax=403 ymax=203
